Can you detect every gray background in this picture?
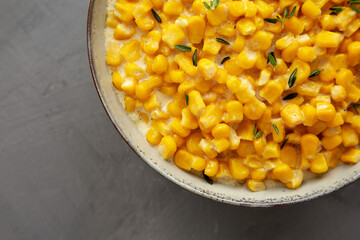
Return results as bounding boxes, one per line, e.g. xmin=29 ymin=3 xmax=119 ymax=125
xmin=1 ymin=0 xmax=360 ymax=239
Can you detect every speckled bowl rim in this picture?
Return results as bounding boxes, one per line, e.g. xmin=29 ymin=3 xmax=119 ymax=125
xmin=87 ymin=0 xmax=360 ymax=207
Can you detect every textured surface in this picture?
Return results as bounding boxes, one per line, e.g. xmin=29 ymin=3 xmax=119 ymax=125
xmin=1 ymin=0 xmax=360 ymax=239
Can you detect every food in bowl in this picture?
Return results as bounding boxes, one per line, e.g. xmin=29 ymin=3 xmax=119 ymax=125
xmin=104 ymin=0 xmax=360 ymax=192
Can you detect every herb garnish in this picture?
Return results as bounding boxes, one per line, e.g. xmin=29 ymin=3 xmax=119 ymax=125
xmin=253 ymin=123 xmax=263 ymax=140
xmin=221 ymin=56 xmax=230 ymax=64
xmin=267 ymin=52 xmax=277 ymax=70
xmin=203 ymin=172 xmax=213 ymax=184
xmin=185 ymin=92 xmax=189 ymax=106
xmin=203 ymin=0 xmax=220 ymax=10
xmin=350 ymin=103 xmax=360 ymax=115
xmin=264 ymin=6 xmax=297 ymax=27
xmin=348 ymin=0 xmax=360 ymax=13
xmin=288 ymin=68 xmax=298 ymax=88
xmin=283 ymin=93 xmax=298 ymax=100
xmin=280 ymin=138 xmax=289 ymax=150
xmin=273 ymin=124 xmax=279 ymax=135
xmin=192 ymin=49 xmax=198 ymax=66
xmin=216 ymin=38 xmax=230 ymax=45
xmin=309 ymin=69 xmax=323 ymax=78
xmin=330 ymin=6 xmax=345 ymax=15
xmin=151 ymin=9 xmax=162 ymax=23
xmin=174 ymin=44 xmax=192 ymax=52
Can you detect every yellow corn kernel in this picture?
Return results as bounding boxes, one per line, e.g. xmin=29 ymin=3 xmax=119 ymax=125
xmin=141 ymin=30 xmax=161 ymax=55
xmin=174 ymin=53 xmax=198 ymax=77
xmin=286 ymin=132 xmax=301 ymax=145
xmin=163 ymin=1 xmax=183 ymax=16
xmin=195 ymin=78 xmax=212 ymax=93
xmin=347 ymin=41 xmax=360 ymax=66
xmin=168 ymin=70 xmax=185 ymax=83
xmin=336 ymin=7 xmax=357 ymax=31
xmin=273 ymin=163 xmax=294 ymax=183
xmin=192 ymin=0 xmax=207 ymax=15
xmin=121 ymin=76 xmax=137 ymax=95
xmin=316 ymin=102 xmax=336 ymax=122
xmin=197 ymin=58 xmax=218 ymax=80
xmin=106 ymin=42 xmax=122 ymax=67
xmin=347 ymin=84 xmax=360 ymax=103
xmin=296 ymin=34 xmax=312 ymax=47
xmin=342 ymin=124 xmax=359 ymax=147
xmin=307 ymin=121 xmax=327 ymax=135
xmin=146 ymin=127 xmax=163 ymax=145
xmin=221 ymin=57 xmax=241 ymax=77
xmin=214 ymin=68 xmax=228 ymax=84
xmin=319 ymin=14 xmax=335 ymax=30
xmin=185 ymin=16 xmax=205 ymax=44
xmin=135 ymin=12 xmax=155 ymax=31
xmin=271 ymin=99 xmax=283 ymax=115
xmin=236 ymin=121 xmax=255 ymax=141
xmin=204 ymin=159 xmax=219 ymax=177
xmin=259 ymin=81 xmax=283 ymax=104
xmin=330 ymin=85 xmax=347 ymax=102
xmin=264 ymin=20 xmax=282 ymax=33
xmin=244 ymin=155 xmax=264 ymax=169
xmin=123 ymin=94 xmax=135 ymax=112
xmin=228 ymin=158 xmax=250 ymax=180
xmin=329 ymin=54 xmax=347 ymax=70
xmin=315 ymin=31 xmax=342 ymax=48
xmin=158 ymin=136 xmax=177 ymax=159
xmin=243 ymin=97 xmax=266 ymax=120
xmin=114 ymin=23 xmax=136 ymax=40
xmin=227 ymin=1 xmax=245 ymax=17
xmin=236 ymin=18 xmax=256 ymax=36
xmin=250 ymin=168 xmax=267 ymax=181
xmin=106 ymin=10 xmax=119 ymax=28
xmin=224 ymin=100 xmax=244 ymax=124
xmin=212 ymin=124 xmax=231 ymax=139
xmin=282 ymin=42 xmax=299 ymax=63
xmin=173 ymin=150 xmax=205 ymax=171
xmin=152 ymin=120 xmax=171 ymax=137
xmin=253 ymin=135 xmax=266 ymax=154
xmin=301 ymin=104 xmax=317 ymax=126
xmin=345 ymin=18 xmax=360 ymax=37
xmin=216 ymin=161 xmax=235 ymax=181
xmin=185 ymin=132 xmax=203 ymax=157
xmin=133 ymin=0 xmax=152 ymax=19
xmin=262 ymin=141 xmax=280 ymax=159
xmin=297 ymin=46 xmax=316 ymax=62
xmin=161 ymin=24 xmax=185 ymax=49
xmin=310 ymin=153 xmax=328 ymax=173
xmin=248 ymin=31 xmax=273 ymax=51
xmin=345 ymin=111 xmax=355 ymax=124
xmin=202 ymin=37 xmax=222 ymax=55
xmin=199 ymin=104 xmax=222 ymax=130
xmin=320 ymin=82 xmax=334 ymax=95
xmin=217 ymin=23 xmax=236 ymax=37
xmin=271 ymin=118 xmax=285 ymax=143
xmin=341 ymin=148 xmax=360 ymax=164
xmin=149 ymin=0 xmax=162 ymax=9
xmin=327 ymin=113 xmax=345 ymax=128
xmin=236 ymin=140 xmax=256 ymax=157
xmin=141 ymin=112 xmax=150 ymax=122
xmin=284 ymin=17 xmax=304 ymax=35
xmin=246 ymin=179 xmax=266 ymax=192
xmin=212 ymin=138 xmax=230 ymax=153
xmin=280 ymin=145 xmax=297 ymax=168
xmin=325 ymin=147 xmax=341 ymax=168
xmin=336 ymin=69 xmax=354 ymax=88
xmin=199 ymin=139 xmax=218 ymax=158
xmin=143 ymin=92 xmax=160 ymax=111
xmin=151 ymin=54 xmax=168 ymax=74
xmin=276 ymin=33 xmax=296 ymax=50
xmin=188 ymin=90 xmax=205 ymax=117
xmin=171 ymin=134 xmax=184 ymax=148
xmin=135 ymin=82 xmax=151 ymax=100
xmin=112 ymin=71 xmax=123 ymax=90
xmin=323 ymin=126 xmax=341 ymax=137
xmin=257 ymin=69 xmax=271 ymax=86
xmin=296 ymin=81 xmax=321 ymax=97
xmin=178 ymin=80 xmax=195 ymax=96
xmin=238 ymin=49 xmax=257 ymax=69
xmin=322 ymin=135 xmax=343 ymax=150
xmin=179 ymin=108 xmax=197 ymax=130
xmin=288 ymin=60 xmax=310 ymax=85
xmin=281 ymin=104 xmax=304 ymax=128
xmin=301 ymin=134 xmax=319 ymax=159
xmin=151 ymin=110 xmax=170 ymax=120
xmin=228 ymin=128 xmax=240 ymax=150
xmin=285 ymin=169 xmax=303 ymax=189
xmin=170 ymin=118 xmax=191 ymax=138
xmin=319 ymin=64 xmax=336 ymax=82
xmin=299 ymin=15 xmax=315 ymax=31
xmin=125 ymin=63 xmax=145 ymax=80
xmin=114 ymin=1 xmax=136 ymax=22
xmin=206 ymin=4 xmax=227 ymax=26
xmin=255 ymin=0 xmax=274 ymax=17
xmin=120 ymin=40 xmax=141 ymax=62
xmin=301 ymin=0 xmax=321 ymax=19
xmin=256 ymin=108 xmax=271 ymax=136
xmin=274 ymin=59 xmax=288 ymax=75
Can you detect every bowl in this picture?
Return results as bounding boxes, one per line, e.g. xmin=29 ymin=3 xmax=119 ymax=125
xmin=87 ymin=0 xmax=360 ymax=206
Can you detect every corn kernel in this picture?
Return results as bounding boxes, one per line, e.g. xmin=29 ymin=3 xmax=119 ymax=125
xmin=204 ymin=159 xmax=219 ymax=177
xmin=158 ymin=136 xmax=177 ymax=159
xmin=273 ymin=163 xmax=294 ymax=183
xmin=248 ymin=31 xmax=273 ymax=51
xmin=236 ymin=18 xmax=256 ymax=36
xmin=315 ymin=31 xmax=342 ymax=48
xmin=297 ymin=47 xmax=316 ymax=62
xmin=310 ymin=153 xmax=328 ymax=173
xmin=199 ymin=104 xmax=222 ymax=129
xmin=120 ymin=40 xmax=141 ymax=62
xmin=228 ymin=158 xmax=250 ymax=180
xmin=163 ymin=1 xmax=183 ymax=16
xmin=285 ymin=170 xmax=303 ymax=189
xmin=284 ymin=17 xmax=304 ymax=35
xmin=125 ymin=63 xmax=145 ymax=80
xmin=316 ymin=102 xmax=336 ymax=122
xmin=301 ymin=134 xmax=319 ymax=159
xmin=281 ymin=103 xmax=304 ymax=128
xmin=342 ymin=124 xmax=359 ymax=147
xmin=341 ymin=148 xmax=360 ymax=164
xmin=146 ymin=127 xmax=163 ymax=145
xmin=246 ymin=179 xmax=266 ymax=192
xmin=260 ymin=81 xmax=283 ymax=104
xmin=162 ymin=24 xmax=185 ymax=49
xmin=301 ymin=0 xmax=321 ymax=19
xmin=197 ymin=58 xmax=218 ymax=80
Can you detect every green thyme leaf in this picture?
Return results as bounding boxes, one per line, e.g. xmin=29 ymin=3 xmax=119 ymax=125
xmin=151 ymin=9 xmax=162 ymax=23
xmin=254 ymin=131 xmax=263 ymax=140
xmin=350 ymin=103 xmax=360 ymax=115
xmin=221 ymin=56 xmax=230 ymax=64
xmin=350 ymin=3 xmax=360 ymax=13
xmin=309 ymin=69 xmax=323 ymax=78
xmin=288 ymin=68 xmax=298 ymax=88
xmin=203 ymin=1 xmax=211 ymax=9
xmin=267 ymin=52 xmax=277 ymax=70
xmin=192 ymin=49 xmax=198 ymax=66
xmin=185 ymin=92 xmax=189 ymax=106
xmin=287 ymin=6 xmax=297 ymax=18
xmin=216 ymin=38 xmax=230 ymax=45
xmin=203 ymin=0 xmax=219 ymax=10
xmin=283 ymin=93 xmax=298 ymax=100
xmin=283 ymin=8 xmax=289 ymax=19
xmin=330 ymin=6 xmax=345 ymax=15
xmin=264 ymin=18 xmax=279 ymax=24
xmin=253 ymin=123 xmax=257 ymax=137
xmin=273 ymin=124 xmax=279 ymax=135
xmin=174 ymin=44 xmax=192 ymax=52
xmin=280 ymin=138 xmax=289 ymax=150
xmin=349 ymin=0 xmax=360 ymax=13
xmin=203 ymin=172 xmax=213 ymax=184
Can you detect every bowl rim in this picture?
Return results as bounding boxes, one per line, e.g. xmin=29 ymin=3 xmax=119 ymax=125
xmin=86 ymin=0 xmax=359 ymax=207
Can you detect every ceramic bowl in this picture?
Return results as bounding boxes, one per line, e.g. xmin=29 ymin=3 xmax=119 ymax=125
xmin=87 ymin=0 xmax=360 ymax=206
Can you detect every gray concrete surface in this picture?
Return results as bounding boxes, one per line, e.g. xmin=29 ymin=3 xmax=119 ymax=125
xmin=1 ymin=0 xmax=360 ymax=239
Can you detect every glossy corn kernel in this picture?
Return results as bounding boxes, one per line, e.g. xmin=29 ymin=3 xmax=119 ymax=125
xmin=301 ymin=134 xmax=319 ymax=159
xmin=316 ymin=102 xmax=336 ymax=122
xmin=199 ymin=139 xmax=218 ymax=158
xmin=204 ymin=159 xmax=219 ymax=177
xmin=280 ymin=145 xmax=297 ymax=168
xmin=262 ymin=141 xmax=280 ymax=159
xmin=273 ymin=163 xmax=294 ymax=183
xmin=207 ymin=4 xmax=227 ymax=27
xmin=250 ymin=168 xmax=267 ymax=181
xmin=170 ymin=118 xmax=191 ymax=138
xmin=121 ymin=76 xmax=137 ymax=95
xmin=186 ymin=132 xmax=204 ymax=157
xmin=301 ymin=104 xmax=317 ymax=126
xmin=297 ymin=46 xmax=316 ymax=62
xmin=174 ymin=53 xmax=198 ymax=77
xmin=347 ymin=41 xmax=360 ymax=66
xmin=236 ymin=18 xmax=256 ymax=36
xmin=146 ymin=127 xmax=163 ymax=145
xmin=246 ymin=179 xmax=266 ymax=192
xmin=244 ymin=97 xmax=266 ymax=120
xmin=161 ymin=24 xmax=185 ymax=49
xmin=202 ymin=38 xmax=222 ymax=55
xmin=143 ymin=92 xmax=160 ymax=111
xmin=288 ymin=60 xmax=310 ymax=85
xmin=321 ymin=135 xmax=343 ymax=150
xmin=301 ymin=0 xmax=321 ymax=19
xmin=248 ymin=31 xmax=273 ymax=51
xmin=281 ymin=104 xmax=304 ymax=128
xmin=199 ymin=104 xmax=222 ymax=130
xmin=315 ymin=31 xmax=342 ymax=48
xmin=125 ymin=63 xmax=145 ymax=80
xmin=276 ymin=34 xmax=296 ymax=50
xmin=212 ymin=124 xmax=231 ymax=139
xmin=106 ymin=42 xmax=122 ymax=67
xmin=341 ymin=148 xmax=360 ymax=164
xmin=285 ymin=170 xmax=304 ymax=189
xmin=228 ymin=158 xmax=250 ymax=180
xmin=186 ymin=16 xmax=206 ymax=44
xmin=271 ymin=118 xmax=285 ymax=143
xmin=237 ymin=49 xmax=257 ymax=69
xmin=224 ymin=100 xmax=244 ymax=124
xmin=158 ymin=136 xmax=177 ymax=159
xmin=260 ymin=81 xmax=283 ymax=104
xmin=152 ymin=120 xmax=171 ymax=136
xmin=310 ymin=153 xmax=328 ymax=173
xmin=188 ymin=90 xmax=205 ymax=117
xmin=163 ymin=1 xmax=183 ymax=16
xmin=197 ymin=58 xmax=218 ymax=80
xmin=112 ymin=71 xmax=123 ymax=90
xmin=120 ymin=40 xmax=141 ymax=62
xmin=114 ymin=1 xmax=136 ymax=23
xmin=236 ymin=140 xmax=256 ymax=157
xmin=342 ymin=125 xmax=359 ymax=147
